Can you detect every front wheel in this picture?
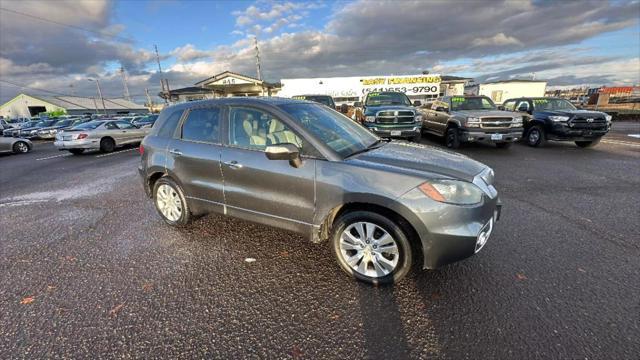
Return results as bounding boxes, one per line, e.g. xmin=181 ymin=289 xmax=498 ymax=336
xmin=153 ymin=177 xmax=192 ymax=227
xmin=12 ymin=141 xmax=30 ymax=154
xmin=445 ymin=127 xmax=461 ymax=149
xmin=331 ymin=211 xmax=413 ymax=285
xmin=100 ymin=137 xmax=115 ymax=153
xmin=526 ymin=125 xmax=546 ymax=147
xmin=575 ymin=138 xmax=601 ymax=148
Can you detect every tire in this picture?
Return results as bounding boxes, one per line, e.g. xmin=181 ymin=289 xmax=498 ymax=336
xmin=495 ymin=142 xmax=512 ymax=149
xmin=12 ymin=141 xmax=30 ymax=154
xmin=445 ymin=127 xmax=461 ymax=149
xmin=331 ymin=211 xmax=413 ymax=285
xmin=526 ymin=125 xmax=545 ymax=147
xmin=153 ymin=177 xmax=192 ymax=227
xmin=68 ymin=149 xmax=84 ymax=155
xmin=99 ymin=137 xmax=115 ymax=153
xmin=575 ymin=138 xmax=601 ymax=148
xmin=410 ymin=132 xmax=422 ymax=142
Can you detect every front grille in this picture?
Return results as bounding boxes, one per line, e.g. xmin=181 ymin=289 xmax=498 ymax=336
xmin=480 ymin=117 xmax=513 ymax=129
xmin=376 ymin=110 xmax=415 ymax=124
xmin=569 ymin=117 xmax=607 ymax=130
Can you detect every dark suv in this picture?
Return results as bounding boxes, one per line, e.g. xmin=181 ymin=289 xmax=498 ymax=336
xmin=501 ymin=97 xmax=611 ymax=147
xmin=355 ymin=92 xmax=422 ymax=141
xmin=139 ymin=98 xmax=501 ymax=285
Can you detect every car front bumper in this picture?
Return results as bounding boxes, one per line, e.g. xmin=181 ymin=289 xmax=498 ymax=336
xmin=547 ymin=125 xmax=609 ymax=141
xmin=398 ymin=188 xmax=501 ymax=269
xmin=461 ymin=128 xmax=523 ymax=143
xmin=364 ymin=124 xmax=421 ymax=138
xmin=54 ymin=138 xmax=100 ymax=150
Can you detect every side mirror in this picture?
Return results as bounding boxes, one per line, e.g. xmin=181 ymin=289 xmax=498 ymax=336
xmin=265 ymin=143 xmax=302 ymax=168
xmin=353 ymin=101 xmax=362 ymax=108
xmin=517 ymin=106 xmax=529 ymax=112
xmin=413 ymin=100 xmax=422 ymax=107
xmin=435 ymin=107 xmax=448 ymax=113
xmin=497 ymin=105 xmax=505 ymax=111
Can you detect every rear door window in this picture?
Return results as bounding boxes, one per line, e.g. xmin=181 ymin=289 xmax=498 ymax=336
xmin=156 ymin=110 xmax=184 ymax=138
xmin=181 ymin=108 xmax=221 ymax=144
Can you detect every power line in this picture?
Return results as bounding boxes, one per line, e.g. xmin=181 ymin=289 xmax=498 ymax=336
xmin=0 ymin=6 xmax=133 ymax=43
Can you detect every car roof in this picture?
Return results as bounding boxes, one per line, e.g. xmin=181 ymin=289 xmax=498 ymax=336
xmin=166 ymin=97 xmax=310 ymax=112
xmin=293 ymin=94 xmax=333 ymax=98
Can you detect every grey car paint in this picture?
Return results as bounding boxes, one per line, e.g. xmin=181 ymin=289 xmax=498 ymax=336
xmin=0 ymin=136 xmax=32 ymax=154
xmin=139 ymin=98 xmax=501 ymax=271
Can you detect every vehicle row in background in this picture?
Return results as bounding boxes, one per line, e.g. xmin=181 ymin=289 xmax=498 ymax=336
xmin=54 ymin=119 xmax=150 ymax=154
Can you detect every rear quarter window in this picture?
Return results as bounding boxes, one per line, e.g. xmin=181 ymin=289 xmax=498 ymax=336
xmin=156 ymin=109 xmax=184 ymax=138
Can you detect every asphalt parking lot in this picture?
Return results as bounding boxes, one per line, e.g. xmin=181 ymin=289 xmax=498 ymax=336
xmin=1 ymin=122 xmax=638 ymax=359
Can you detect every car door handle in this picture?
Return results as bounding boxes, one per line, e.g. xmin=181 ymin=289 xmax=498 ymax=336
xmin=169 ymin=148 xmax=182 ymax=156
xmin=224 ymin=160 xmax=243 ymax=169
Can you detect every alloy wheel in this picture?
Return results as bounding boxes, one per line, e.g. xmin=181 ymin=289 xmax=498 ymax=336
xmin=15 ymin=142 xmax=28 ymax=153
xmin=529 ymin=129 xmax=540 ymax=144
xmin=156 ymin=184 xmax=183 ymax=222
xmin=339 ymin=221 xmax=399 ymax=278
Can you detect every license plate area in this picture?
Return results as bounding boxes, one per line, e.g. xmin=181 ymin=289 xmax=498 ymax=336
xmin=490 ymin=133 xmax=503 ymax=141
xmin=390 ymin=130 xmax=401 ymax=136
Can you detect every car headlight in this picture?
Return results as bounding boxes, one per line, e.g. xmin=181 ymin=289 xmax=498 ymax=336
xmin=414 ymin=115 xmax=423 ymax=123
xmin=365 ymin=116 xmax=376 ymax=123
xmin=549 ymin=115 xmax=570 ymax=122
xmin=467 ymin=117 xmax=481 ymax=123
xmin=418 ymin=179 xmax=484 ymax=205
xmin=512 ymin=116 xmax=523 ymax=127
xmin=605 ymin=114 xmax=612 ymax=122
xmin=30 ymin=130 xmax=37 ymax=135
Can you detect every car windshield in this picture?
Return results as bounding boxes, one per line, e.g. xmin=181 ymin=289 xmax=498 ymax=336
xmin=72 ymin=121 xmax=103 ymax=130
xmin=365 ymin=92 xmax=412 ymax=106
xmin=23 ymin=121 xmax=39 ymax=127
xmin=35 ymin=120 xmax=56 ymax=127
xmin=532 ymin=99 xmax=577 ymax=111
xmin=54 ymin=119 xmax=73 ymax=126
xmin=278 ymin=103 xmax=379 ymax=158
xmin=450 ymin=96 xmax=496 ymax=111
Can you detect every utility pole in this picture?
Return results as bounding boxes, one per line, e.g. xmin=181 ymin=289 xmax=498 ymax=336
xmin=154 ymin=44 xmax=169 ymax=104
xmin=144 ymin=88 xmax=153 ymax=111
xmin=69 ymin=83 xmax=76 ymax=96
xmin=92 ymin=97 xmax=99 ymax=114
xmin=88 ymin=78 xmax=107 ymax=115
xmin=253 ymin=36 xmax=264 ymax=96
xmin=120 ymin=66 xmax=131 ymax=101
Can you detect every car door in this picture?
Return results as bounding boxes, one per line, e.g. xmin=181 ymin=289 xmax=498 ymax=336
xmin=166 ymin=106 xmax=225 ymax=213
xmin=114 ymin=120 xmax=140 ymax=144
xmin=430 ymin=99 xmax=450 ymax=135
xmin=220 ymin=105 xmax=316 ymax=233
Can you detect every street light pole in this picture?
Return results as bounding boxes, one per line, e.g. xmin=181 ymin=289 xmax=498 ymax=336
xmin=88 ymin=78 xmax=107 ymax=115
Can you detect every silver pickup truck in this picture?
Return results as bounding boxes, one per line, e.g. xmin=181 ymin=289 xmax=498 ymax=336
xmin=421 ymin=95 xmax=524 ymax=149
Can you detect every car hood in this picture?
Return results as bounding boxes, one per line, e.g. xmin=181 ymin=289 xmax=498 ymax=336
xmin=534 ymin=109 xmax=607 ymax=118
xmin=452 ymin=110 xmax=515 ymax=118
xmin=348 ymin=141 xmax=487 ymax=182
xmin=364 ymin=105 xmax=415 ymax=116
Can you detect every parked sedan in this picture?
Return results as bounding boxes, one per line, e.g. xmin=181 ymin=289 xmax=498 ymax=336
xmin=54 ymin=119 xmax=150 ymax=154
xmin=0 ymin=136 xmax=32 ymax=154
xmin=132 ymin=114 xmax=158 ymax=128
xmin=15 ymin=119 xmax=58 ymax=139
xmin=139 ymin=98 xmax=501 ymax=285
xmin=35 ymin=118 xmax=90 ymax=140
xmin=3 ymin=120 xmax=38 ymax=137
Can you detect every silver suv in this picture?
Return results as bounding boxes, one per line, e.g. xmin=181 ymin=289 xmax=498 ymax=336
xmin=139 ymin=98 xmax=501 ymax=285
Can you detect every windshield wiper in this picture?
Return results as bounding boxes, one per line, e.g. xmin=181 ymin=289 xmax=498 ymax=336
xmin=344 ymin=139 xmax=387 ymax=159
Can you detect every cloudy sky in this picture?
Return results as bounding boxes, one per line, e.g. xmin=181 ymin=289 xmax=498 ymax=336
xmin=0 ymin=0 xmax=639 ymax=104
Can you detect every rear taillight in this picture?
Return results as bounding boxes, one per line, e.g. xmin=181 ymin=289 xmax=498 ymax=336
xmin=77 ymin=133 xmax=88 ymax=140
xmin=139 ymin=144 xmax=144 ymax=155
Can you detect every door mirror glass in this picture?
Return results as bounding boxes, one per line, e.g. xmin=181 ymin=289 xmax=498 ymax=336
xmin=435 ymin=106 xmax=448 ymax=113
xmin=265 ymin=143 xmax=302 ymax=167
xmin=413 ymin=100 xmax=422 ymax=107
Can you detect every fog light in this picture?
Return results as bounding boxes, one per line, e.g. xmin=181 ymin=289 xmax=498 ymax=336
xmin=475 ymin=218 xmax=493 ymax=253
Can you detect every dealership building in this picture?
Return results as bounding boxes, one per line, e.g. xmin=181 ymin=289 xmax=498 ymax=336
xmin=164 ymin=71 xmax=470 ymax=106
xmin=0 ymin=93 xmax=147 ymax=119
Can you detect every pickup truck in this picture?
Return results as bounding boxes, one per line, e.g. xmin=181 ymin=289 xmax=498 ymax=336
xmin=291 ymin=95 xmax=336 ymax=109
xmin=355 ymin=91 xmax=422 ymax=141
xmin=421 ymin=96 xmax=523 ymax=149
xmin=500 ymin=97 xmax=611 ymax=148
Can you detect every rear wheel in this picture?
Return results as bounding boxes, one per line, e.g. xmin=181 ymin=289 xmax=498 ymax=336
xmin=12 ymin=141 xmax=29 ymax=154
xmin=496 ymin=142 xmax=512 ymax=149
xmin=526 ymin=125 xmax=545 ymax=147
xmin=100 ymin=137 xmax=115 ymax=153
xmin=153 ymin=177 xmax=192 ymax=227
xmin=331 ymin=211 xmax=413 ymax=285
xmin=575 ymin=138 xmax=601 ymax=148
xmin=445 ymin=127 xmax=460 ymax=149
xmin=68 ymin=149 xmax=84 ymax=155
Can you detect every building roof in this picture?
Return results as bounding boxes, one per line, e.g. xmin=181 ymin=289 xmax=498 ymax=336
xmin=20 ymin=94 xmax=146 ymax=110
xmin=195 ymin=70 xmax=278 ymax=87
xmin=481 ymin=79 xmax=547 ymax=84
xmin=441 ymin=75 xmax=472 ymax=82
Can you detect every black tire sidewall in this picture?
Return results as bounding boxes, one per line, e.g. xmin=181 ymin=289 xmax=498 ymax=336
xmin=153 ymin=177 xmax=191 ymax=227
xmin=527 ymin=126 xmax=544 ymax=147
xmin=446 ymin=127 xmax=460 ymax=149
xmin=13 ymin=141 xmax=29 ymax=153
xmin=100 ymin=138 xmax=115 ymax=152
xmin=331 ymin=211 xmax=413 ymax=285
